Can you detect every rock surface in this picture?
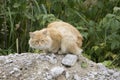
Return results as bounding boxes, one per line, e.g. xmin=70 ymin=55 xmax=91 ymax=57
xmin=62 ymin=54 xmax=78 ymax=67
xmin=0 ymin=53 xmax=120 ymax=80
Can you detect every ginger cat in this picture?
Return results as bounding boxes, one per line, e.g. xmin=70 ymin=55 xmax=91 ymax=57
xmin=29 ymin=28 xmax=62 ymax=53
xmin=29 ymin=21 xmax=83 ymax=55
xmin=48 ymin=21 xmax=83 ymax=48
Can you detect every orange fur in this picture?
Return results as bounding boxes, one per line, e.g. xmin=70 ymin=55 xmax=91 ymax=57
xmin=47 ymin=21 xmax=83 ymax=47
xmin=47 ymin=21 xmax=83 ymax=55
xmin=47 ymin=28 xmax=62 ymax=53
xmin=29 ymin=28 xmax=62 ymax=53
xmin=29 ymin=21 xmax=83 ymax=55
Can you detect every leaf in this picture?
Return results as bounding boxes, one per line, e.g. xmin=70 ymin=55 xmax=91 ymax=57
xmin=81 ymin=62 xmax=88 ymax=68
xmin=41 ymin=4 xmax=47 ymax=14
xmin=102 ymin=60 xmax=112 ymax=67
xmin=13 ymin=3 xmax=20 ymax=8
xmin=24 ymin=13 xmax=35 ymax=21
xmin=111 ymin=40 xmax=120 ymax=50
xmin=82 ymin=32 xmax=88 ymax=39
xmin=92 ymin=46 xmax=99 ymax=51
xmin=108 ymin=14 xmax=116 ymax=18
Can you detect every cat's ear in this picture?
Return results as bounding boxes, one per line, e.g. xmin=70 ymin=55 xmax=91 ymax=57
xmin=42 ymin=29 xmax=48 ymax=36
xmin=29 ymin=32 xmax=34 ymax=38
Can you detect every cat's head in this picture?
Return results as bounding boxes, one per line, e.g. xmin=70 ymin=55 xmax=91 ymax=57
xmin=29 ymin=29 xmax=52 ymax=50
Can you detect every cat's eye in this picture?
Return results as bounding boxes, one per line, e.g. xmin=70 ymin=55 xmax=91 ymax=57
xmin=36 ymin=40 xmax=39 ymax=44
xmin=41 ymin=40 xmax=44 ymax=42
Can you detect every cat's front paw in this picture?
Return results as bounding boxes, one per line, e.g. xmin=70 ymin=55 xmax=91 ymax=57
xmin=79 ymin=49 xmax=83 ymax=54
xmin=58 ymin=50 xmax=63 ymax=54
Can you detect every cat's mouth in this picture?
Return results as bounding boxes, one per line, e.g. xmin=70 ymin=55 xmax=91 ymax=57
xmin=29 ymin=37 xmax=52 ymax=50
xmin=30 ymin=44 xmax=46 ymax=50
xmin=29 ymin=41 xmax=48 ymax=50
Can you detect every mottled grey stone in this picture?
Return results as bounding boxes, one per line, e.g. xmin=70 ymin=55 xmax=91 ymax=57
xmin=82 ymin=77 xmax=90 ymax=80
xmin=103 ymin=71 xmax=109 ymax=76
xmin=47 ymin=54 xmax=57 ymax=64
xmin=97 ymin=63 xmax=107 ymax=71
xmin=108 ymin=69 xmax=114 ymax=75
xmin=97 ymin=76 xmax=105 ymax=80
xmin=5 ymin=59 xmax=13 ymax=64
xmin=9 ymin=67 xmax=21 ymax=77
xmin=62 ymin=54 xmax=78 ymax=67
xmin=87 ymin=73 xmax=95 ymax=78
xmin=46 ymin=72 xmax=52 ymax=80
xmin=50 ymin=66 xmax=65 ymax=78
xmin=74 ymin=74 xmax=81 ymax=80
xmin=113 ymin=72 xmax=120 ymax=78
xmin=0 ymin=53 xmax=120 ymax=80
xmin=116 ymin=76 xmax=120 ymax=80
xmin=90 ymin=71 xmax=97 ymax=75
xmin=65 ymin=71 xmax=70 ymax=79
xmin=38 ymin=54 xmax=57 ymax=64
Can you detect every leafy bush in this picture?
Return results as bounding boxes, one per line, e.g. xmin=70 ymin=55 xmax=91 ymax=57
xmin=82 ymin=7 xmax=120 ymax=67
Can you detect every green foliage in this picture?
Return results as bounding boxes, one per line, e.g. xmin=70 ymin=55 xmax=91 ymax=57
xmin=0 ymin=0 xmax=120 ymax=67
xmin=86 ymin=12 xmax=120 ymax=63
xmin=102 ymin=60 xmax=113 ymax=68
xmin=0 ymin=0 xmax=58 ymax=54
xmin=81 ymin=61 xmax=88 ymax=68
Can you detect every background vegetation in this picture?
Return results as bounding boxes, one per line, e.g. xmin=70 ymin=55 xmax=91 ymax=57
xmin=0 ymin=0 xmax=120 ymax=67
